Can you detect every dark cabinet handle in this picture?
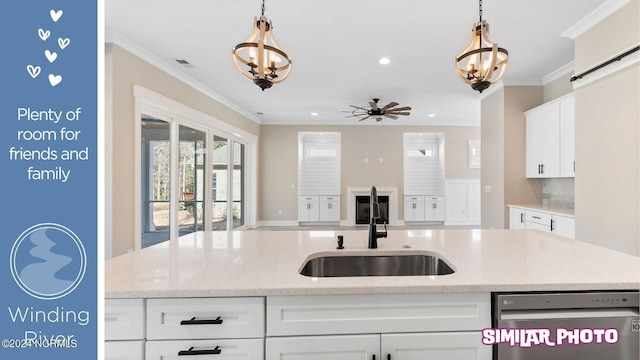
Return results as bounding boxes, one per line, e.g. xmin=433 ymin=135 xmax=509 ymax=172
xmin=372 ymin=355 xmax=375 ymax=360
xmin=538 ymin=164 xmax=541 ymax=174
xmin=541 ymin=164 xmax=544 ymax=174
xmin=178 ymin=346 xmax=221 ymax=356
xmin=520 ymin=213 xmax=524 ymax=223
xmin=387 ymin=354 xmax=391 ymax=360
xmin=550 ymin=219 xmax=555 ymax=232
xmin=180 ymin=316 xmax=223 ymax=325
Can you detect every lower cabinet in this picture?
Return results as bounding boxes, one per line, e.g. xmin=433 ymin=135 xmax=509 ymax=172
xmin=266 ymin=334 xmax=379 ymax=360
xmin=508 ymin=206 xmax=575 ymax=239
xmin=508 ymin=206 xmax=526 ymax=230
xmin=146 ymin=339 xmax=263 ymax=360
xmin=105 ymin=341 xmax=145 ymax=360
xmin=266 ymin=293 xmax=491 ymax=360
xmin=266 ymin=332 xmax=489 ymax=360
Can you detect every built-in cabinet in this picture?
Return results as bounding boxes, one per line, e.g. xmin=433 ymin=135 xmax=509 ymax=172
xmin=266 ymin=293 xmax=491 ymax=360
xmin=106 ymin=294 xmax=492 ymax=360
xmin=444 ymin=179 xmax=481 ymax=225
xmin=403 ymin=195 xmax=444 ymax=222
xmin=105 ymin=299 xmax=145 ymax=360
xmin=298 ymin=195 xmax=340 ymax=222
xmin=525 ymin=93 xmax=575 ymax=178
xmin=508 ymin=205 xmax=575 ymax=239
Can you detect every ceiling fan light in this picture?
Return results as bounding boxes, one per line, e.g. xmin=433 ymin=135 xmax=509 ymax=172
xmin=232 ymin=2 xmax=292 ymax=91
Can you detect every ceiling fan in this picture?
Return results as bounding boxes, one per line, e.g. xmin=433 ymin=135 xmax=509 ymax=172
xmin=343 ymin=98 xmax=412 ymax=122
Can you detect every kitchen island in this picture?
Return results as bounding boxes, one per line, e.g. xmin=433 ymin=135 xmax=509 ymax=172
xmin=105 ymin=229 xmax=639 ymax=360
xmin=106 ymin=229 xmax=639 ymax=298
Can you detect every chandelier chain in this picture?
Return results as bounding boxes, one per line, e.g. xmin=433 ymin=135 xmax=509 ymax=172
xmin=479 ymin=0 xmax=483 ymax=22
xmin=261 ymin=0 xmax=265 ymax=16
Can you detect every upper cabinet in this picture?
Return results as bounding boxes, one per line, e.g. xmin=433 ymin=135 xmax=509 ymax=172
xmin=525 ymin=93 xmax=575 ymax=178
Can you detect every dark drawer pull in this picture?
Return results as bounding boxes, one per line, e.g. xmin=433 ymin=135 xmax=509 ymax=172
xmin=531 ymin=216 xmax=541 ymax=219
xmin=178 ymin=346 xmax=221 ymax=356
xmin=180 ymin=316 xmax=223 ymax=325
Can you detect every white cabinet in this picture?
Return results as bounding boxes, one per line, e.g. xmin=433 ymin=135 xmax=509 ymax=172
xmin=509 ymin=206 xmax=575 ymax=239
xmin=145 ymin=297 xmax=264 ymax=360
xmin=404 ymin=196 xmax=425 ymax=222
xmin=552 ymin=214 xmax=575 ymax=239
xmin=382 ymin=332 xmax=491 ymax=360
xmin=404 ymin=195 xmax=444 ymax=222
xmin=266 ymin=293 xmax=491 ymax=360
xmin=298 ymin=196 xmax=320 ymax=222
xmin=445 ymin=179 xmax=481 ymax=225
xmin=299 ymin=195 xmax=340 ymax=222
xmin=319 ymin=196 xmax=340 ymax=222
xmin=508 ymin=206 xmax=526 ymax=229
xmin=525 ymin=93 xmax=574 ymax=178
xmin=425 ymin=196 xmax=445 ymax=221
xmin=266 ymin=335 xmax=379 ymax=360
xmin=105 ymin=299 xmax=146 ymax=360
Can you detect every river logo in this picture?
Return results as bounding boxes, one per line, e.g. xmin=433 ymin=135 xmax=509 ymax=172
xmin=10 ymin=223 xmax=87 ymax=300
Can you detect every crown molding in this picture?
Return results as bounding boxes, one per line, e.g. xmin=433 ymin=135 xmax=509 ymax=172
xmin=561 ymin=0 xmax=632 ymax=39
xmin=543 ymin=62 xmax=574 ymax=85
xmin=105 ymin=31 xmax=262 ymax=124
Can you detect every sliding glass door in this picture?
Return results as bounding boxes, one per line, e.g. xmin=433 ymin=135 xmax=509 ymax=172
xmin=140 ymin=118 xmax=247 ymax=248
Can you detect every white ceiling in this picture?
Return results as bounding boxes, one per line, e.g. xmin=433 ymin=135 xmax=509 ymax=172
xmin=105 ymin=0 xmax=610 ymax=126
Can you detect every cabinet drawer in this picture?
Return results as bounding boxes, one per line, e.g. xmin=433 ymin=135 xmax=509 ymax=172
xmin=146 ymin=297 xmax=264 ymax=340
xmin=426 ymin=195 xmax=445 ymax=202
xmin=145 ymin=339 xmax=263 ymax=360
xmin=525 ymin=210 xmax=551 ymax=225
xmin=105 ymin=299 xmax=145 ymax=340
xmin=299 ymin=196 xmax=319 ymax=202
xmin=404 ymin=195 xmax=424 ymax=202
xmin=267 ymin=293 xmax=490 ymax=336
xmin=319 ymin=195 xmax=339 ymax=201
xmin=106 ymin=340 xmax=145 ymax=360
xmin=266 ymin=335 xmax=379 ymax=360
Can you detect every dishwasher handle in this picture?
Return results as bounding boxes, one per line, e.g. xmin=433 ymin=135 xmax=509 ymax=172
xmin=499 ymin=308 xmax=639 ymax=321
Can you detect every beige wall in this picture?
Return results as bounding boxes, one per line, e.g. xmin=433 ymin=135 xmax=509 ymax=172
xmin=259 ymin=125 xmax=480 ymax=222
xmin=573 ymin=0 xmax=639 ymax=256
xmin=106 ymin=44 xmax=259 ymax=257
xmin=481 ymin=86 xmax=544 ymax=229
xmin=543 ymin=73 xmax=574 ymax=102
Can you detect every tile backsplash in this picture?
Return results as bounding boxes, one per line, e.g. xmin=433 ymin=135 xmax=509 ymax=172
xmin=542 ymin=178 xmax=574 ymax=208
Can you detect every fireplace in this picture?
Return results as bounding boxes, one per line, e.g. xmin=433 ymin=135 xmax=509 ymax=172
xmin=355 ymin=196 xmax=389 ymax=224
xmin=346 ymin=187 xmax=399 ymax=226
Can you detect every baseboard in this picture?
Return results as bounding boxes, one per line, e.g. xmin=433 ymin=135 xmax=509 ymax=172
xmin=256 ymin=220 xmax=300 ymax=227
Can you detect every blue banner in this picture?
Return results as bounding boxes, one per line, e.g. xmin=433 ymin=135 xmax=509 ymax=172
xmin=1 ymin=2 xmax=97 ymax=359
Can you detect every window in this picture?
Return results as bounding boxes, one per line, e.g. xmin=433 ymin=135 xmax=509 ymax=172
xmin=403 ymin=132 xmax=445 ymax=195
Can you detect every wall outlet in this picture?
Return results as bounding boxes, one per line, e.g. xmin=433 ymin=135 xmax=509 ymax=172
xmin=484 ymin=185 xmax=492 ymax=193
xmin=290 ymin=184 xmax=295 ymax=189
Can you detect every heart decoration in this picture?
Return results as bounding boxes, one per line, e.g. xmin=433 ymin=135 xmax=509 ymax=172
xmin=45 ymin=50 xmax=58 ymax=63
xmin=38 ymin=28 xmax=50 ymax=41
xmin=27 ymin=65 xmax=41 ymax=79
xmin=58 ymin=37 xmax=70 ymax=50
xmin=50 ymin=9 xmax=63 ymax=22
xmin=48 ymin=74 xmax=62 ymax=87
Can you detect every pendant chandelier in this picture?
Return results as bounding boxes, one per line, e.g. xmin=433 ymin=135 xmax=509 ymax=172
xmin=455 ymin=0 xmax=509 ymax=93
xmin=232 ymin=0 xmax=292 ymax=91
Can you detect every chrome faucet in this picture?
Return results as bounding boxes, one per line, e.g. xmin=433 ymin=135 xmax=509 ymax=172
xmin=368 ymin=186 xmax=388 ymax=249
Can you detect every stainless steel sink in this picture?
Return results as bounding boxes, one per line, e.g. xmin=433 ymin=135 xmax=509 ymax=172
xmin=299 ymin=253 xmax=455 ymax=277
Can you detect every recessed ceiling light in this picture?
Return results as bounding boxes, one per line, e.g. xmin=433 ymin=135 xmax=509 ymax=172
xmin=428 ymin=113 xmax=436 ymax=118
xmin=311 ymin=112 xmax=319 ymax=116
xmin=378 ymin=57 xmax=391 ymax=65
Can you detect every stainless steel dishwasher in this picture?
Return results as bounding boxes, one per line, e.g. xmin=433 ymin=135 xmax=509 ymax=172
xmin=492 ymin=291 xmax=639 ymax=360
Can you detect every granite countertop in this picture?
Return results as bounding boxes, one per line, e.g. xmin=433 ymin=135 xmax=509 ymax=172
xmin=105 ymin=229 xmax=639 ymax=299
xmin=507 ymin=204 xmax=575 ymax=217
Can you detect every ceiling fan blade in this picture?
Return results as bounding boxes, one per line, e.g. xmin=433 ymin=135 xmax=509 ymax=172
xmin=376 ymin=117 xmax=383 ymax=122
xmin=388 ymin=106 xmax=411 ymax=112
xmin=358 ymin=115 xmax=371 ymax=121
xmin=350 ymin=105 xmax=368 ymax=110
xmin=391 ymin=112 xmax=411 ymax=116
xmin=380 ymin=102 xmax=399 ymax=111
xmin=384 ymin=114 xmax=399 ymax=119
xmin=369 ymin=101 xmax=379 ymax=110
